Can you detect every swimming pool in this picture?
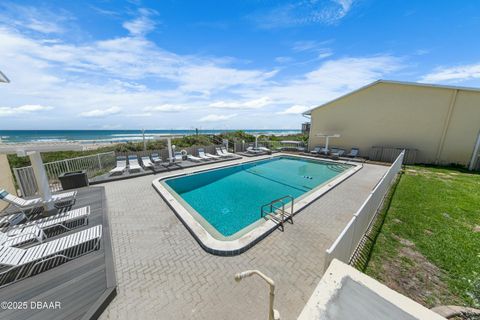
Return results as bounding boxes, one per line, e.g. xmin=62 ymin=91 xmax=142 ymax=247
xmin=154 ymin=155 xmax=361 ymax=254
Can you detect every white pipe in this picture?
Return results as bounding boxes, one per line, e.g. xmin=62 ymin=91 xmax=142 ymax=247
xmin=235 ymin=270 xmax=279 ymax=320
xmin=28 ymin=151 xmax=54 ymax=210
xmin=167 ymin=138 xmax=173 ymax=164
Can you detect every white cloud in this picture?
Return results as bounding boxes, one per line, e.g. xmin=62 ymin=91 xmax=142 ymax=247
xmin=0 ymin=104 xmax=53 ymax=116
xmin=420 ymin=63 xmax=480 ymax=83
xmin=275 ymin=56 xmax=294 ymax=64
xmin=122 ymin=8 xmax=157 ymax=37
xmin=0 ymin=4 xmax=403 ymax=130
xmin=143 ymin=104 xmax=189 ymax=112
xmin=241 ymin=55 xmax=404 ymax=107
xmin=209 ymin=97 xmax=272 ymax=109
xmin=0 ymin=3 xmax=71 ymax=34
xmin=277 ymin=105 xmax=309 ymax=115
xmin=80 ymin=106 xmax=122 ymax=118
xmin=199 ymin=114 xmax=237 ymax=122
xmin=251 ymin=0 xmax=356 ymax=29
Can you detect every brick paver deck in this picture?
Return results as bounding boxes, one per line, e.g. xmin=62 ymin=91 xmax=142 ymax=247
xmin=98 ymin=157 xmax=388 ymax=320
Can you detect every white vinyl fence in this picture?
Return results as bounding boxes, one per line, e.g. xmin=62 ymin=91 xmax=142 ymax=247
xmin=13 ymin=151 xmax=116 ymax=196
xmin=323 ymin=150 xmax=405 ymax=271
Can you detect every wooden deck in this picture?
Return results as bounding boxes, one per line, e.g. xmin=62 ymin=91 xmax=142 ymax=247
xmin=0 ymin=187 xmax=116 ymax=320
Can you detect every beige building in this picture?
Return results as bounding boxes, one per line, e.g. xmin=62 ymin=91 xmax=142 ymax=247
xmin=304 ymin=80 xmax=480 ymax=169
xmin=0 ymin=154 xmax=16 ymax=211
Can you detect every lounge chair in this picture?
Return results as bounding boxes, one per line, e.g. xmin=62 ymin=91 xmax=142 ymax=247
xmin=0 ymin=226 xmax=45 ymax=248
xmin=246 ymin=147 xmax=262 ymax=154
xmin=206 ymin=152 xmax=220 ymax=159
xmin=109 ymin=156 xmax=127 ymax=175
xmin=0 ymin=225 xmax=102 ymax=287
xmin=187 ymin=154 xmax=202 ymax=162
xmin=141 ymin=156 xmax=154 ymax=169
xmin=330 ymin=148 xmax=346 ymax=159
xmin=0 ymin=189 xmax=77 ymax=217
xmin=0 ymin=206 xmax=91 ymax=247
xmin=151 ymin=153 xmax=162 ymax=164
xmin=128 ymin=155 xmax=141 ymax=173
xmin=215 ymin=147 xmax=229 ymax=158
xmin=310 ymin=146 xmax=322 ymax=154
xmin=197 ymin=148 xmax=212 ymax=160
xmin=170 ymin=151 xmax=183 ymax=162
xmin=8 ymin=206 xmax=90 ymax=233
xmin=220 ymin=147 xmax=235 ymax=157
xmin=347 ymin=148 xmax=359 ymax=158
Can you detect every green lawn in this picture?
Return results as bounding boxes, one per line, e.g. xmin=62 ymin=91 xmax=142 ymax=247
xmin=365 ymin=166 xmax=480 ymax=309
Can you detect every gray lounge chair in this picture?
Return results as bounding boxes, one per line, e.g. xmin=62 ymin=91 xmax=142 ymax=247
xmin=0 ymin=225 xmax=102 ymax=287
xmin=310 ymin=146 xmax=322 ymax=154
xmin=347 ymin=148 xmax=359 ymax=158
xmin=330 ymin=148 xmax=346 ymax=159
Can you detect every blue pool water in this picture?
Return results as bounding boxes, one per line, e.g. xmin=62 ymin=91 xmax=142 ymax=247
xmin=164 ymin=157 xmax=352 ymax=237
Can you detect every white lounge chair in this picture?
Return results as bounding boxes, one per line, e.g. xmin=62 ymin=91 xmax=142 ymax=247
xmin=215 ymin=147 xmax=229 ymax=158
xmin=187 ymin=154 xmax=202 ymax=162
xmin=128 ymin=155 xmax=141 ymax=173
xmin=220 ymin=147 xmax=235 ymax=157
xmin=0 ymin=225 xmax=102 ymax=287
xmin=109 ymin=156 xmax=127 ymax=175
xmin=197 ymin=148 xmax=213 ymax=160
xmin=347 ymin=148 xmax=359 ymax=158
xmin=215 ymin=147 xmax=227 ymax=158
xmin=205 ymin=152 xmax=221 ymax=159
xmin=0 ymin=226 xmax=45 ymax=248
xmin=0 ymin=189 xmax=77 ymax=217
xmin=150 ymin=153 xmax=162 ymax=164
xmin=9 ymin=206 xmax=90 ymax=233
xmin=0 ymin=206 xmax=91 ymax=247
xmin=246 ymin=147 xmax=262 ymax=154
xmin=170 ymin=151 xmax=183 ymax=162
xmin=141 ymin=156 xmax=154 ymax=169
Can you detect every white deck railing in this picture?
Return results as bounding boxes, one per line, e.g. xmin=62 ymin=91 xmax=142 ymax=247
xmin=323 ymin=150 xmax=405 ymax=271
xmin=13 ymin=151 xmax=116 ymax=196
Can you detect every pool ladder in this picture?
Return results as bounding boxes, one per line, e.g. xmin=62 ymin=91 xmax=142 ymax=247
xmin=260 ymin=195 xmax=294 ymax=232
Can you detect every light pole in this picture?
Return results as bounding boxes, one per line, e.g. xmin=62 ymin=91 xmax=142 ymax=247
xmin=235 ymin=270 xmax=280 ymax=320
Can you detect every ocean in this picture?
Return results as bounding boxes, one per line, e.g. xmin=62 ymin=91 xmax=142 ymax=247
xmin=0 ymin=130 xmax=301 ymax=144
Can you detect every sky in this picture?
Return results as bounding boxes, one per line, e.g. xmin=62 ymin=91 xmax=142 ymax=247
xmin=0 ymin=0 xmax=479 ymax=130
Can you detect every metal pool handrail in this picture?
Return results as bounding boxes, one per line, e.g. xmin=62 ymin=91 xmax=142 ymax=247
xmin=260 ymin=195 xmax=294 ymax=231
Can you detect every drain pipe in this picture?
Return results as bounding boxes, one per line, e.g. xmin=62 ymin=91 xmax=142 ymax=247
xmin=235 ymin=270 xmax=280 ymax=320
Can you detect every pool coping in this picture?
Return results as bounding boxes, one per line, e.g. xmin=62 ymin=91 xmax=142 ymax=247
xmin=152 ymin=153 xmax=363 ymax=256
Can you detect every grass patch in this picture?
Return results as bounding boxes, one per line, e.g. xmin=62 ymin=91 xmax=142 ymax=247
xmin=364 ymin=165 xmax=480 ymax=308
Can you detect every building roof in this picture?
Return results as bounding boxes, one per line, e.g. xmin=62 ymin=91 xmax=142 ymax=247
xmin=303 ymin=79 xmax=480 ymax=115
